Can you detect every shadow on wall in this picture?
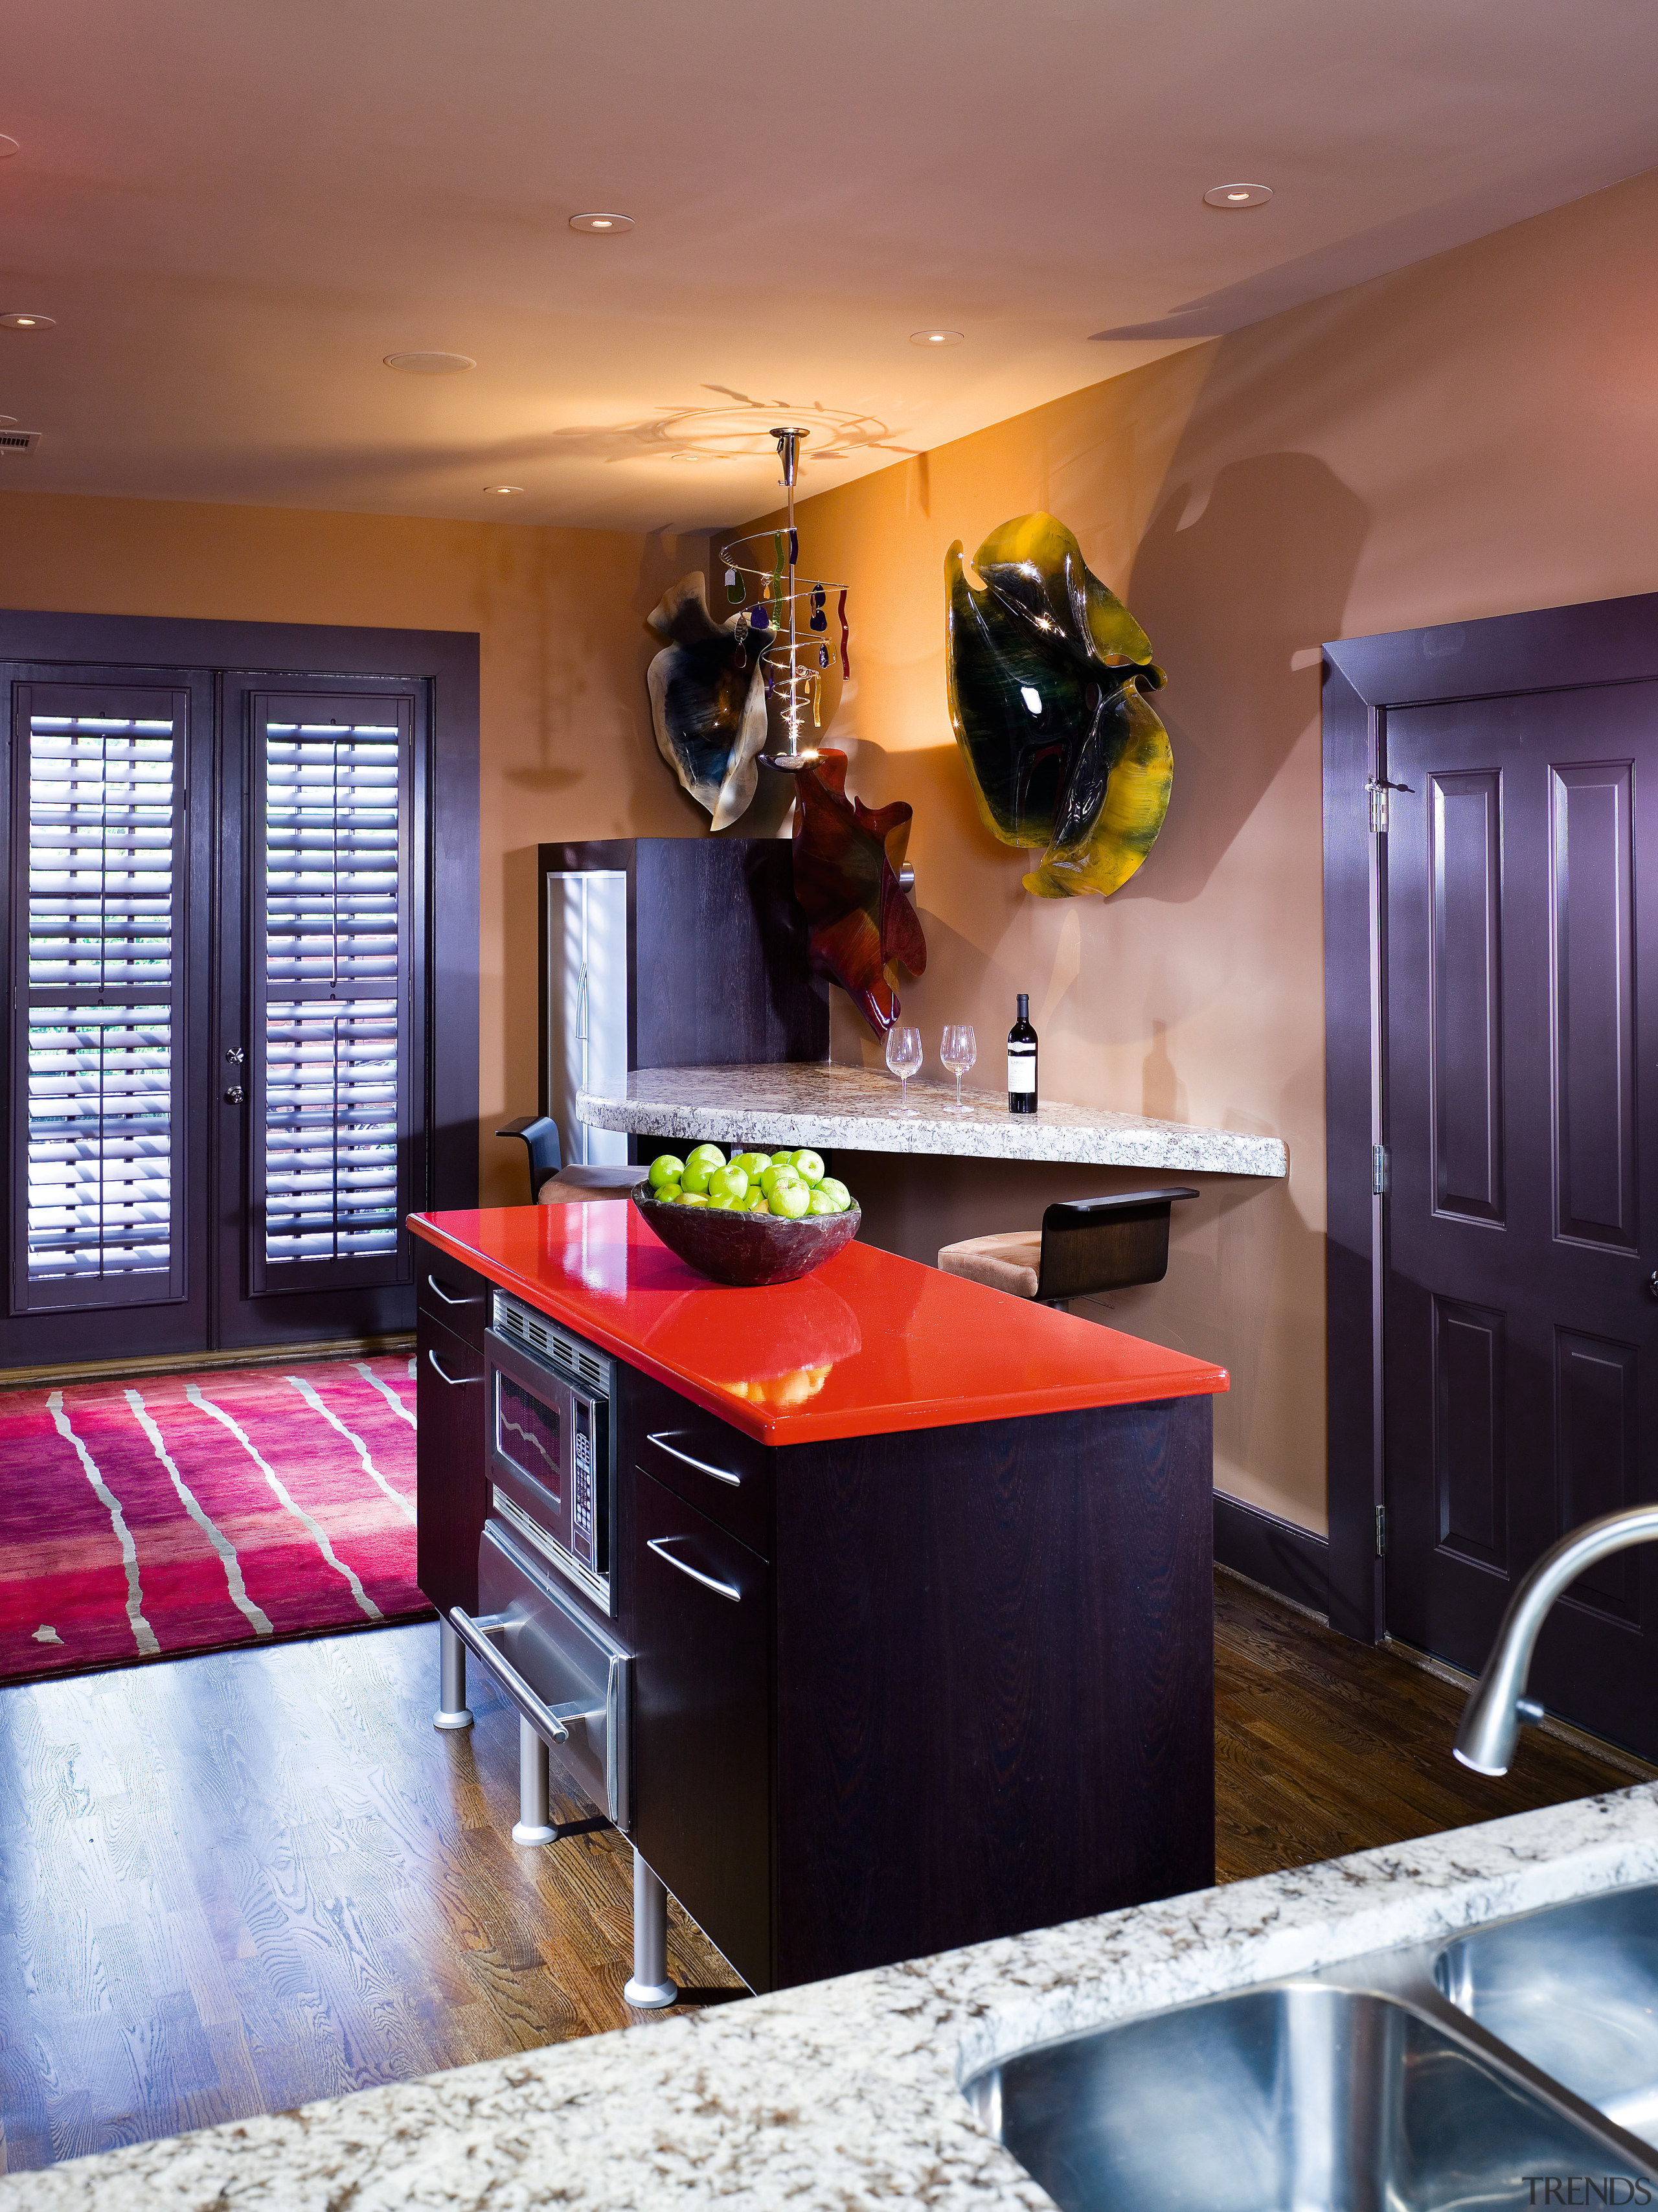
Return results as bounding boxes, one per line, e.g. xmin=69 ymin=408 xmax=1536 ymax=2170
xmin=1116 ymin=451 xmax=1369 ymax=905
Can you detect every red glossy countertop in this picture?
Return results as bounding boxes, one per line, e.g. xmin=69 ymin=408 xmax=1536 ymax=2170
xmin=409 ymin=1205 xmax=1228 ymax=1447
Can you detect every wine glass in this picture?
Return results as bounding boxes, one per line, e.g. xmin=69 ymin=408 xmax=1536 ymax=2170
xmin=885 ymin=1024 xmax=924 ymax=1115
xmin=940 ymin=1023 xmax=976 ymax=1112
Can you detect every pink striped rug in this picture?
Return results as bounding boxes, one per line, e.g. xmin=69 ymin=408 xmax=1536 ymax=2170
xmin=0 ymin=1356 xmax=428 ymax=1684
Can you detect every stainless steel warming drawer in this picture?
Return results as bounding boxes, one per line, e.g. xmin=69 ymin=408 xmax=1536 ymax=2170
xmin=451 ymin=1520 xmax=632 ymax=1827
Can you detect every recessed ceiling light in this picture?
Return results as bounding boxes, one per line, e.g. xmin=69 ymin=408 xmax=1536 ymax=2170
xmin=0 ymin=136 xmax=18 ymax=159
xmin=383 ymin=350 xmax=475 ymax=374
xmin=911 ymin=329 xmax=964 ymax=347
xmin=1203 ymin=182 xmax=1273 ymax=209
xmin=569 ymin=211 xmax=635 ymax=235
xmin=1 ymin=312 xmax=54 ymax=332
xmin=483 ymin=484 xmax=525 ymax=496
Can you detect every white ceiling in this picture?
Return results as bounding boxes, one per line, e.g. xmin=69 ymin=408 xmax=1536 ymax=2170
xmin=3 ymin=0 xmax=1656 ymax=532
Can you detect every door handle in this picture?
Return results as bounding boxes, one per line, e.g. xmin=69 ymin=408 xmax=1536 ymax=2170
xmin=427 ymin=1348 xmax=481 ymax=1387
xmin=646 ymin=1536 xmax=742 ymax=1602
xmin=1648 ymin=1271 xmax=1658 ymax=1303
xmin=644 ymin=1432 xmax=742 ymax=1487
xmin=426 ymin=1272 xmax=484 ymax=1308
xmin=223 ymin=1086 xmax=245 ymax=1104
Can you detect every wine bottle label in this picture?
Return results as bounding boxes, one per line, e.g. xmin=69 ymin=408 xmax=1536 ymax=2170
xmin=1008 ymin=1056 xmax=1036 ymax=1094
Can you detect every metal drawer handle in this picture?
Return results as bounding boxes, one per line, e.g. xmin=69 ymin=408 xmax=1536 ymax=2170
xmin=645 ymin=1431 xmax=742 ymax=1488
xmin=427 ymin=1348 xmax=481 ymax=1387
xmin=646 ymin=1536 xmax=742 ymax=1602
xmin=426 ymin=1272 xmax=485 ymax=1308
xmin=449 ymin=1606 xmax=570 ymax=1740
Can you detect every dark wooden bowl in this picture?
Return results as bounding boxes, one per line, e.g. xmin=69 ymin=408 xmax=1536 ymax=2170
xmin=631 ymin=1189 xmax=861 ymax=1286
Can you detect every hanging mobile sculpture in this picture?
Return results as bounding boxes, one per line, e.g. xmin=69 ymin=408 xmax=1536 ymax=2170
xmin=721 ymin=426 xmax=926 ymax=1036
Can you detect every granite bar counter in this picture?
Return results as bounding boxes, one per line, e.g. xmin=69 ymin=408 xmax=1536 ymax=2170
xmin=12 ymin=1785 xmax=1658 ymax=2208
xmin=576 ymin=1061 xmax=1289 ymax=1179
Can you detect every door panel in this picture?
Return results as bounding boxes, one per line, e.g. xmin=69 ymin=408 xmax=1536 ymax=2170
xmin=214 ymin=674 xmax=424 ymax=1349
xmin=3 ymin=668 xmax=212 ymax=1363
xmin=1384 ymin=681 xmax=1658 ymax=1755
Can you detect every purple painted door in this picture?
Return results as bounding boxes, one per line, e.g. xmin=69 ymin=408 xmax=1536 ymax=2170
xmin=1383 ymin=681 xmax=1658 ymax=1756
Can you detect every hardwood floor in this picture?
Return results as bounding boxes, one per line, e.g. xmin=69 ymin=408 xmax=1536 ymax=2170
xmin=0 ymin=1575 xmax=1644 ymax=2174
xmin=1214 ymin=1569 xmax=1649 ymax=1881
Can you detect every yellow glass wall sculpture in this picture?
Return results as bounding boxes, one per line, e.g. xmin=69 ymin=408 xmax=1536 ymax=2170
xmin=945 ymin=512 xmax=1172 ymax=898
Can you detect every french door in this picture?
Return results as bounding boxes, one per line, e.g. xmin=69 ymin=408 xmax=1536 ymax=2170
xmin=4 ymin=661 xmax=429 ymax=1366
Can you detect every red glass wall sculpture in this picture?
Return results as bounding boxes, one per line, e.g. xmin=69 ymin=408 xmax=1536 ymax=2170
xmin=790 ymin=751 xmax=926 ymax=1036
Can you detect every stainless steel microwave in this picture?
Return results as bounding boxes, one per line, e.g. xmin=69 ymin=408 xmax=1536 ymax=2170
xmin=484 ymin=1292 xmax=616 ymax=1615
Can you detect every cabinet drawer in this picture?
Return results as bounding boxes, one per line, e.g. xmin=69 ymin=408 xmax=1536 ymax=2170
xmin=631 ymin=1369 xmax=771 ymax=1558
xmin=418 ymin=1255 xmax=490 ymax=1352
xmin=415 ymin=1312 xmax=488 ymax=1614
xmin=632 ymin=1471 xmax=771 ymax=1991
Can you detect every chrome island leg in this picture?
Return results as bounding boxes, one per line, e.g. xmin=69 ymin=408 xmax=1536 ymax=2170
xmin=512 ymin=1715 xmax=560 ymax=1846
xmin=623 ymin=1849 xmax=678 ymax=2009
xmin=434 ymin=1619 xmax=473 ymax=1731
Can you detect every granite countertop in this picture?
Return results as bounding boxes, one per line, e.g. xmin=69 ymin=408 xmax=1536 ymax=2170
xmin=576 ymin=1062 xmax=1289 ymax=1180
xmin=14 ymin=1784 xmax=1658 ymax=2209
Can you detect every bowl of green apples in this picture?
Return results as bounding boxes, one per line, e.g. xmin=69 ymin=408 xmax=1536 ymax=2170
xmin=631 ymin=1145 xmax=860 ymax=1286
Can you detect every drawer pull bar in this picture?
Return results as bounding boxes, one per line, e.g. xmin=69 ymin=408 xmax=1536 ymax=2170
xmin=426 ymin=1272 xmax=485 ymax=1308
xmin=449 ymin=1606 xmax=572 ymax=1741
xmin=646 ymin=1536 xmax=742 ymax=1602
xmin=645 ymin=1432 xmax=742 ymax=1488
xmin=427 ymin=1348 xmax=481 ymax=1387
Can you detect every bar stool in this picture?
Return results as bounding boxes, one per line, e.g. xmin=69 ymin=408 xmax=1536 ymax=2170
xmin=937 ymin=1187 xmax=1198 ymax=1310
xmin=497 ymin=1115 xmax=648 ymax=1205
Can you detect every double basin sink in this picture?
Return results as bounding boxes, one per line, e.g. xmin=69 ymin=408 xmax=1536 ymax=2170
xmin=965 ymin=1883 xmax=1658 ymax=2210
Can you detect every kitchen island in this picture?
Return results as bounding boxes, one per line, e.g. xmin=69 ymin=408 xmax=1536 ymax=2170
xmin=14 ymin=1785 xmax=1658 ymax=2209
xmin=410 ymin=1201 xmax=1226 ymax=2000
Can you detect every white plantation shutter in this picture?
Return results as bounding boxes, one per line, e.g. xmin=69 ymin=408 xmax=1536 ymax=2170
xmin=16 ymin=700 xmax=187 ymax=1306
xmin=253 ymin=703 xmax=411 ymax=1286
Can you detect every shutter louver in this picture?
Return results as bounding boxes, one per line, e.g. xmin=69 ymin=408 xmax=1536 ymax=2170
xmin=259 ymin=720 xmax=405 ymax=1273
xmin=21 ymin=713 xmax=183 ymax=1298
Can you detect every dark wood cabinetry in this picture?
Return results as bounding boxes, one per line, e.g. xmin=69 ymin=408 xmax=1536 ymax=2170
xmin=630 ymin=1472 xmax=772 ymax=1990
xmin=414 ymin=1292 xmax=1214 ymax=1998
xmin=414 ymin=1258 xmax=490 ymax=1618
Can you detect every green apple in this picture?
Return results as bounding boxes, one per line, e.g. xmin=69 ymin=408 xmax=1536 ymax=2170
xmin=687 ymin=1143 xmax=725 ymax=1172
xmin=677 ymin=1190 xmax=710 ymax=1207
xmin=648 ymin=1153 xmax=685 ymax=1189
xmin=789 ymin=1150 xmax=825 ymax=1187
xmin=807 ymin=1188 xmax=837 ymax=1216
xmin=747 ymin=1193 xmax=771 ymax=1214
xmin=708 ymin=1163 xmax=749 ymax=1203
xmin=732 ymin=1150 xmax=768 ymax=1176
xmin=819 ymin=1178 xmax=851 ymax=1213
xmin=759 ymin=1163 xmax=801 ymax=1200
xmin=769 ymin=1150 xmax=796 ymax=1166
xmin=770 ymin=1178 xmax=811 ymax=1220
xmin=656 ymin=1181 xmax=683 ymax=1203
xmin=707 ymin=1194 xmax=737 ymax=1210
xmin=681 ymin=1157 xmax=716 ymax=1194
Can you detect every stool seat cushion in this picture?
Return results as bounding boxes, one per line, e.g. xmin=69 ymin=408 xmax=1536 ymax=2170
xmin=537 ymin=1165 xmax=649 ymax=1205
xmin=936 ymin=1230 xmax=1041 ymax=1300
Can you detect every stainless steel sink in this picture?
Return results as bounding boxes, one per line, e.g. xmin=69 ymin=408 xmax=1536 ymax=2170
xmin=966 ymin=1968 xmax=1658 ymax=2211
xmin=1438 ymin=1882 xmax=1658 ymax=2149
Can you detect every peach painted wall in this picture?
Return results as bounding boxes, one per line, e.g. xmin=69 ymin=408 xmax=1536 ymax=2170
xmin=752 ymin=163 xmax=1658 ymax=1533
xmin=0 ymin=491 xmax=705 ymax=1208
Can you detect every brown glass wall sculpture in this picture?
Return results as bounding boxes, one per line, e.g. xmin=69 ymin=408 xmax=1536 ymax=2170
xmin=790 ymin=751 xmax=926 ymax=1037
xmin=945 ymin=512 xmax=1172 ymax=898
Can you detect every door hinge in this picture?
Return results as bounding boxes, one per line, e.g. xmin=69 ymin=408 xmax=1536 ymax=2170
xmin=1372 ymin=1143 xmax=1390 ymax=1196
xmin=1365 ymin=773 xmax=1414 ymax=833
xmin=1375 ymin=1505 xmax=1387 ymax=1557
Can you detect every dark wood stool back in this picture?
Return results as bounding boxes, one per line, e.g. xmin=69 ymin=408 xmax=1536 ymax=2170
xmin=1034 ymin=1188 xmax=1199 ymax=1305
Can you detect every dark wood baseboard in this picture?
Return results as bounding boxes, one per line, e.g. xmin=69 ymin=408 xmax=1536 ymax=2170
xmin=0 ymin=1334 xmax=416 ymax=1392
xmin=1214 ymin=1490 xmax=1330 ymax=1619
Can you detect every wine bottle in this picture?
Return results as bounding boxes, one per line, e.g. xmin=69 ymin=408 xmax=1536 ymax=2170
xmin=1007 ymin=993 xmax=1038 ymax=1113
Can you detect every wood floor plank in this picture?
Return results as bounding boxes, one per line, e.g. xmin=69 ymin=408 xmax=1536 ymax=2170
xmin=0 ymin=1581 xmax=1644 ymax=2173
